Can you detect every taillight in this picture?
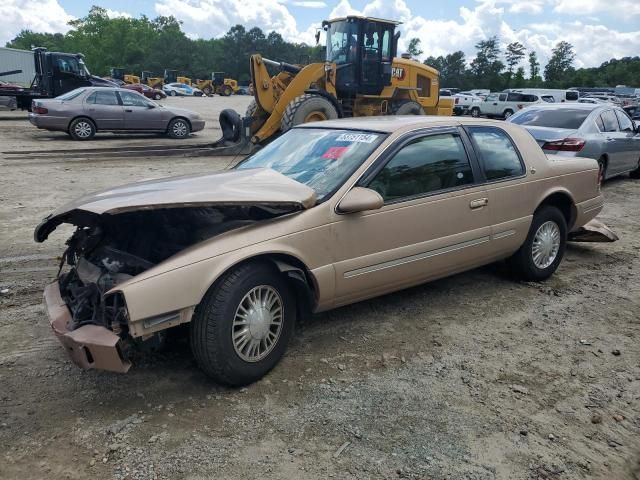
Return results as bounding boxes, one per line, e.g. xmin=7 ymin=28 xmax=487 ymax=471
xmin=32 ymin=105 xmax=48 ymax=114
xmin=455 ymin=97 xmax=459 ymax=104
xmin=542 ymin=138 xmax=586 ymax=152
xmin=517 ymin=104 xmax=523 ymax=109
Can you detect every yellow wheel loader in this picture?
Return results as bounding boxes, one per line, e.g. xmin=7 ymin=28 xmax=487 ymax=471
xmin=197 ymin=73 xmax=240 ymax=96
xmin=211 ymin=16 xmax=453 ymax=154
xmin=142 ymin=71 xmax=164 ymax=89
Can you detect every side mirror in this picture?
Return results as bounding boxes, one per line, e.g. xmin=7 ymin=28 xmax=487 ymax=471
xmin=337 ymin=187 xmax=384 ymax=214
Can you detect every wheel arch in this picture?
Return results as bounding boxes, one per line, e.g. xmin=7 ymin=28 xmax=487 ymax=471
xmin=167 ymin=116 xmax=192 ymax=133
xmin=68 ymin=115 xmax=97 ymax=132
xmin=535 ymin=189 xmax=577 ymax=230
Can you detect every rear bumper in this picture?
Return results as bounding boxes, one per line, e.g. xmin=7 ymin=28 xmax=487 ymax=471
xmin=44 ymin=281 xmax=131 ymax=373
xmin=29 ymin=114 xmax=68 ymax=131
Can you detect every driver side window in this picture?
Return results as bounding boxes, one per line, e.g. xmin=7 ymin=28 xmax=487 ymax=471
xmin=119 ymin=91 xmax=150 ymax=107
xmin=368 ymin=133 xmax=474 ymax=202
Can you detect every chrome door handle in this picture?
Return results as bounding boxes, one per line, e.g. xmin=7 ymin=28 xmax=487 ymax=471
xmin=469 ymin=198 xmax=489 ymax=209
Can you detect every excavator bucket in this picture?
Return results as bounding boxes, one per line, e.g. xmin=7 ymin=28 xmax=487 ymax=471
xmin=568 ymin=219 xmax=618 ymax=243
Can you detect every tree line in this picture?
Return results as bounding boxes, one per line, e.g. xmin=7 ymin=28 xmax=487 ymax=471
xmin=411 ymin=37 xmax=639 ymax=91
xmin=6 ymin=6 xmax=639 ymax=89
xmin=6 ymin=6 xmax=323 ymax=83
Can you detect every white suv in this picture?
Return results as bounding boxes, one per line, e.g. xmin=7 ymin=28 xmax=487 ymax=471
xmin=475 ymin=92 xmax=543 ymax=119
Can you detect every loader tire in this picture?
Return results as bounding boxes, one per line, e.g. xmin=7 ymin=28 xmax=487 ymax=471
xmin=246 ymin=100 xmax=267 ymax=135
xmin=281 ymin=94 xmax=338 ymax=133
xmin=203 ymin=86 xmax=213 ymax=95
xmin=391 ymin=101 xmax=425 ymax=115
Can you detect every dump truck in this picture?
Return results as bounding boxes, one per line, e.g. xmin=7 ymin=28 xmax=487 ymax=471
xmin=0 ymin=47 xmax=116 ymax=110
xmin=214 ymin=16 xmax=453 ymax=149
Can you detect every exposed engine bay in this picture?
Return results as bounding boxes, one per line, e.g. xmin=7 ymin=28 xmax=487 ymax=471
xmin=56 ymin=204 xmax=296 ymax=336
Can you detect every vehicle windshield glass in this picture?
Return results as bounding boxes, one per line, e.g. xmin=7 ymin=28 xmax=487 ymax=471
xmin=236 ymin=128 xmax=386 ymax=201
xmin=56 ymin=88 xmax=86 ymax=100
xmin=326 ymin=21 xmax=359 ymax=64
xmin=510 ymin=108 xmax=592 ymax=129
xmin=79 ymin=58 xmax=90 ymax=76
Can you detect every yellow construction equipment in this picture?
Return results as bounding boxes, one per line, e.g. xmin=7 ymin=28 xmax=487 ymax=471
xmin=196 ymin=73 xmax=240 ymax=96
xmin=142 ymin=71 xmax=163 ymax=89
xmin=210 ymin=16 xmax=453 ymax=154
xmin=177 ymin=76 xmax=192 ymax=86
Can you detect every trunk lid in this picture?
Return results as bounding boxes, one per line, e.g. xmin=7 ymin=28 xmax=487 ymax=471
xmin=522 ymin=126 xmax=578 ymax=147
xmin=35 ymin=168 xmax=316 ymax=242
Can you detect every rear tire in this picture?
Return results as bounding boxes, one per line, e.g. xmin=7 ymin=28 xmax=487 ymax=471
xmin=170 ymin=90 xmax=177 ymax=97
xmin=190 ymin=262 xmax=295 ymax=386
xmin=222 ymin=85 xmax=233 ymax=97
xmin=167 ymin=118 xmax=190 ymax=139
xmin=629 ymin=158 xmax=640 ymax=179
xmin=597 ymin=156 xmax=608 ymax=185
xmin=153 ymin=93 xmax=162 ymax=100
xmin=392 ymin=101 xmax=425 ymax=115
xmin=503 ymin=109 xmax=514 ymax=119
xmin=69 ymin=117 xmax=96 ymax=141
xmin=203 ymin=86 xmax=213 ymax=96
xmin=470 ymin=107 xmax=480 ymax=118
xmin=281 ymin=94 xmax=338 ymax=133
xmin=508 ymin=206 xmax=567 ymax=281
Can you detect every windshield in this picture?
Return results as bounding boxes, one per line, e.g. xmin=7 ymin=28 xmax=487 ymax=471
xmin=326 ymin=21 xmax=358 ymax=64
xmin=236 ymin=128 xmax=386 ymax=201
xmin=510 ymin=108 xmax=592 ymax=129
xmin=79 ymin=58 xmax=90 ymax=76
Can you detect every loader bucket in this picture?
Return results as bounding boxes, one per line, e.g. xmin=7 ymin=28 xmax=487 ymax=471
xmin=568 ymin=219 xmax=619 ymax=243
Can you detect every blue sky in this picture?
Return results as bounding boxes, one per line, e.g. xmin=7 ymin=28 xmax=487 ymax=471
xmin=2 ymin=0 xmax=639 ymax=68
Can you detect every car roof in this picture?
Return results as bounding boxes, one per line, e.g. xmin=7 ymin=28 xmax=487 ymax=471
xmin=516 ymin=102 xmax=606 ymax=111
xmin=296 ymin=116 xmax=512 ymax=133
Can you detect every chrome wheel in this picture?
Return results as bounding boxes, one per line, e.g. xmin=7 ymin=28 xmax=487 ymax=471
xmin=172 ymin=121 xmax=188 ymax=137
xmin=232 ymin=285 xmax=283 ymax=362
xmin=532 ymin=221 xmax=561 ymax=269
xmin=74 ymin=121 xmax=93 ymax=138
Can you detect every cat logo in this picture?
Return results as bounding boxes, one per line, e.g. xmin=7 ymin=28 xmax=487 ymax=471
xmin=391 ymin=67 xmax=405 ymax=80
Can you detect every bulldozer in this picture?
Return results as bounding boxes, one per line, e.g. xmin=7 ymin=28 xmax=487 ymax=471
xmin=109 ymin=68 xmax=139 ymax=85
xmin=209 ymin=16 xmax=453 ymax=156
xmin=196 ymin=72 xmax=239 ymax=96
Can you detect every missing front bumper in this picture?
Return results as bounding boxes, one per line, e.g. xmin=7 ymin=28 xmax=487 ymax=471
xmin=44 ymin=282 xmax=131 ymax=373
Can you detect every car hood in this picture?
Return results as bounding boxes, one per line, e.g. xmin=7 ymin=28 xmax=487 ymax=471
xmin=34 ymin=168 xmax=317 ymax=242
xmin=521 ymin=126 xmax=578 ymax=146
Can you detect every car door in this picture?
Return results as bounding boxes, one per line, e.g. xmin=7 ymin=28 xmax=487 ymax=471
xmin=117 ymin=90 xmax=164 ymax=130
xmin=330 ymin=128 xmax=492 ymax=306
xmin=614 ymin=109 xmax=640 ymax=172
xmin=599 ymin=109 xmax=627 ymax=175
xmin=482 ymin=93 xmax=499 ymax=115
xmin=464 ymin=125 xmax=533 ymax=258
xmin=83 ymin=90 xmax=124 ymax=130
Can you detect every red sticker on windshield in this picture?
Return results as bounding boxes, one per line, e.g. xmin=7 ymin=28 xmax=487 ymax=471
xmin=322 ymin=146 xmax=349 ymax=160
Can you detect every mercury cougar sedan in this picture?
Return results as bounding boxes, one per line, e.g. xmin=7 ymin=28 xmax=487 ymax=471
xmin=37 ymin=117 xmax=613 ymax=386
xmin=29 ymin=87 xmax=205 ymax=140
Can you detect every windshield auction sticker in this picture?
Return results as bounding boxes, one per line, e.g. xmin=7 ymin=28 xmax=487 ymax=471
xmin=336 ymin=133 xmax=379 ymax=143
xmin=322 ymin=146 xmax=349 ymax=159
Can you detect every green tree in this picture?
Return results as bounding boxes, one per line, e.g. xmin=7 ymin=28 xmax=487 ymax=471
xmin=544 ymin=41 xmax=575 ymax=86
xmin=407 ymin=38 xmax=423 ymax=58
xmin=505 ymin=41 xmax=526 ymax=80
xmin=470 ymin=36 xmax=504 ymax=90
xmin=528 ymin=51 xmax=540 ymax=81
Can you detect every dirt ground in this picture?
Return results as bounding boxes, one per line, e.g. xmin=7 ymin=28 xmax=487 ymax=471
xmin=0 ymin=97 xmax=638 ymax=480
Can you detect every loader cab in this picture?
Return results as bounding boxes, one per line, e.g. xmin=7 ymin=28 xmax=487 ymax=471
xmin=164 ymin=69 xmax=178 ymax=84
xmin=323 ymin=16 xmax=399 ymax=96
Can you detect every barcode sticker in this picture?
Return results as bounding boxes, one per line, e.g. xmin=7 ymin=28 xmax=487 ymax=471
xmin=335 ymin=133 xmax=379 ymax=143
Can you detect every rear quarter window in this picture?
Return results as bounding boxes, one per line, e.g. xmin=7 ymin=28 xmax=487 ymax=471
xmin=467 ymin=126 xmax=525 ymax=181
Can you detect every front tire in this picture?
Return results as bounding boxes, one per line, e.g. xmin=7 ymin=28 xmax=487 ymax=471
xmin=392 ymin=100 xmax=425 ymax=115
xmin=69 ymin=117 xmax=96 ymax=141
xmin=629 ymin=158 xmax=640 ymax=179
xmin=190 ymin=262 xmax=295 ymax=386
xmin=222 ymin=85 xmax=233 ymax=97
xmin=167 ymin=118 xmax=190 ymax=139
xmin=281 ymin=94 xmax=338 ymax=133
xmin=508 ymin=206 xmax=567 ymax=281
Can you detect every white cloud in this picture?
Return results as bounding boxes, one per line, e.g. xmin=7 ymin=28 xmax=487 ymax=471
xmin=105 ymin=9 xmax=133 ymax=19
xmin=291 ymin=1 xmax=327 ymax=8
xmin=154 ymin=0 xmax=316 ymax=44
xmin=554 ymin=0 xmax=640 ymax=16
xmin=0 ymin=0 xmax=73 ymax=45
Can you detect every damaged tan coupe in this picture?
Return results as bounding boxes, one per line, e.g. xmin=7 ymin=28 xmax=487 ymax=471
xmin=37 ymin=117 xmax=615 ymax=386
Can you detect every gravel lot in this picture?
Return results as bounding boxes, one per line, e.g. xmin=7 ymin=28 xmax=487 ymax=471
xmin=0 ymin=97 xmax=638 ymax=480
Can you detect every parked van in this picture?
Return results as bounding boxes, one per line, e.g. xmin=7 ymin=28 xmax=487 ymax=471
xmin=506 ymin=88 xmax=579 ymax=103
xmin=474 ymin=91 xmax=543 ymax=119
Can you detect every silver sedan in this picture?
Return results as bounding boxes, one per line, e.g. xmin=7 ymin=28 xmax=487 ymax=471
xmin=29 ymin=87 xmax=205 ymax=140
xmin=508 ymin=103 xmax=640 ymax=182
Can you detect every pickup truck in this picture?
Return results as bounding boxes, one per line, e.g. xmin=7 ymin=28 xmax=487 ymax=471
xmin=453 ymin=92 xmax=483 ymax=116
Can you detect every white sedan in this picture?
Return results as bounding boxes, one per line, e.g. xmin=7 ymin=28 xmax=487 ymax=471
xmin=162 ymin=83 xmax=203 ymax=97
